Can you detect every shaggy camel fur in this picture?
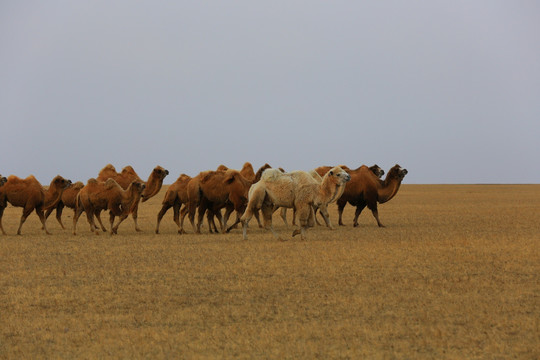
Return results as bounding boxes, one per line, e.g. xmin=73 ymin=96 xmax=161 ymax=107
xmin=97 ymin=164 xmax=168 ymax=231
xmin=73 ymin=178 xmax=145 ymax=235
xmin=155 ymin=174 xmax=192 ymax=234
xmin=240 ymin=166 xmax=350 ymax=241
xmin=0 ymin=175 xmax=71 ymax=235
xmin=187 ymin=169 xmax=253 ymax=234
xmin=337 ymin=164 xmax=407 ymax=227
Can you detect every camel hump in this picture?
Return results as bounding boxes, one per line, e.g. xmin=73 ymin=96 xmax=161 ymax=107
xmin=241 ymin=162 xmax=254 ymax=171
xmin=7 ymin=175 xmax=22 ymax=182
xmin=176 ymin=174 xmax=191 ymax=182
xmin=261 ymin=168 xmax=286 ymax=182
xmin=86 ymin=178 xmax=99 ymax=185
xmin=72 ymin=181 xmax=85 ymax=189
xmin=216 ymin=164 xmax=229 ymax=171
xmin=223 ymin=169 xmax=241 ymax=184
xmin=200 ymin=171 xmax=218 ymax=183
xmin=121 ymin=165 xmax=137 ymax=176
xmin=101 ymin=164 xmax=116 ymax=172
xmin=104 ymin=178 xmax=120 ymax=189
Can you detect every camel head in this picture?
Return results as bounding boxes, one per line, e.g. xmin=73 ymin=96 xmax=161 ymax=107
xmin=130 ymin=180 xmax=146 ymax=198
xmin=369 ymin=164 xmax=385 ymax=178
xmin=327 ymin=166 xmax=351 ymax=186
xmin=141 ymin=166 xmax=169 ymax=202
xmin=387 ymin=164 xmax=408 ymax=181
xmin=0 ymin=175 xmax=6 ymax=187
xmin=51 ymin=175 xmax=72 ymax=190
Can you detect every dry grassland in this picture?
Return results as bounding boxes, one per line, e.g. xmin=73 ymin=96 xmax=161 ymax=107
xmin=1 ymin=184 xmax=539 ymax=359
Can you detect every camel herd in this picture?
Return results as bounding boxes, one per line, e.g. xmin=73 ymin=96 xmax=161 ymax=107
xmin=0 ymin=162 xmax=408 ymax=240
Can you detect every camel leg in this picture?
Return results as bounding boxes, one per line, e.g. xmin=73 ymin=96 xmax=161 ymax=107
xmin=210 ymin=210 xmax=224 ymax=233
xmin=131 ymin=204 xmax=142 ymax=232
xmin=253 ymin=210 xmax=263 ymax=228
xmin=109 ymin=212 xmax=116 ymax=234
xmin=95 ymin=210 xmax=107 ymax=232
xmin=55 ymin=204 xmax=66 ymax=230
xmin=222 ymin=206 xmax=235 ymax=233
xmin=313 ymin=207 xmax=323 ymax=226
xmin=72 ymin=206 xmax=84 ymax=235
xmin=0 ymin=206 xmax=6 ymax=235
xmin=368 ymin=203 xmax=385 ymax=227
xmin=86 ymin=210 xmax=100 ymax=235
xmin=262 ymin=203 xmax=284 ymax=241
xmin=188 ymin=204 xmax=198 ymax=234
xmin=292 ymin=204 xmax=311 ymax=240
xmin=318 ymin=204 xmax=334 ymax=229
xmin=353 ymin=203 xmax=367 ymax=227
xmin=155 ymin=202 xmax=172 ymax=234
xmin=172 ymin=202 xmax=181 ymax=233
xmin=240 ymin=208 xmax=254 ymax=240
xmin=279 ymin=207 xmax=288 ymax=227
xmin=179 ymin=205 xmax=188 ymax=234
xmin=196 ymin=205 xmax=207 ymax=234
xmin=36 ymin=207 xmax=51 ymax=235
xmin=16 ymin=206 xmax=32 ymax=235
xmin=337 ymin=199 xmax=347 ymax=226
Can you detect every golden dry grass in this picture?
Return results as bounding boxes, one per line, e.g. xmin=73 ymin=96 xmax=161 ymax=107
xmin=1 ymin=184 xmax=538 ymax=359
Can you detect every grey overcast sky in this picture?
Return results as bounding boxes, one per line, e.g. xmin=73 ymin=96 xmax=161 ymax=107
xmin=1 ymin=1 xmax=539 ymax=184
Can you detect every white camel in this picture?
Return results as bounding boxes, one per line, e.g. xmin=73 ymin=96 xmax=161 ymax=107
xmin=240 ymin=166 xmax=350 ymax=241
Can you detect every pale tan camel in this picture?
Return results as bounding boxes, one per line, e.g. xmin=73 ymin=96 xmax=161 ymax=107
xmin=155 ymin=174 xmax=192 ymax=234
xmin=97 ymin=164 xmax=168 ymax=231
xmin=73 ymin=178 xmax=145 ymax=235
xmin=0 ymin=175 xmax=71 ymax=235
xmin=240 ymin=166 xmax=350 ymax=241
xmin=337 ymin=164 xmax=407 ymax=227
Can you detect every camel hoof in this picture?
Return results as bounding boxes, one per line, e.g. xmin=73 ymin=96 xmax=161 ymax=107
xmin=155 ymin=229 xmax=159 ymax=234
xmin=353 ymin=223 xmax=359 ymax=228
xmin=292 ymin=229 xmax=301 ymax=237
xmin=178 ymin=229 xmax=185 ymax=235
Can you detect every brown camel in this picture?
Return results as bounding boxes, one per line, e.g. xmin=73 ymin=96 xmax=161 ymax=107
xmin=240 ymin=166 xmax=350 ymax=241
xmin=155 ymin=174 xmax=192 ymax=234
xmin=187 ymin=169 xmax=253 ymax=234
xmin=337 ymin=164 xmax=408 ymax=227
xmin=73 ymin=178 xmax=145 ymax=235
xmin=96 ymin=164 xmax=168 ymax=231
xmin=0 ymin=175 xmax=71 ymax=235
xmin=44 ymin=181 xmax=109 ymax=231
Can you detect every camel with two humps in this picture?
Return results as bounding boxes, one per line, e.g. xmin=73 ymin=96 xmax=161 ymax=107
xmin=240 ymin=166 xmax=350 ymax=241
xmin=336 ymin=164 xmax=407 ymax=227
xmin=187 ymin=168 xmax=253 ymax=234
xmin=97 ymin=164 xmax=168 ymax=232
xmin=0 ymin=175 xmax=71 ymax=235
xmin=73 ymin=178 xmax=145 ymax=235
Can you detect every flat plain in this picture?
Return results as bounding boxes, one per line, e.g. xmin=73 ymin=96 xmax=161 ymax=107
xmin=1 ymin=184 xmax=538 ymax=359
